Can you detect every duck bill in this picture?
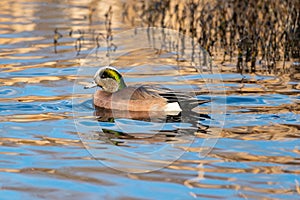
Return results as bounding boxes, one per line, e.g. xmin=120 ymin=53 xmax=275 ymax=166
xmin=84 ymin=81 xmax=98 ymax=89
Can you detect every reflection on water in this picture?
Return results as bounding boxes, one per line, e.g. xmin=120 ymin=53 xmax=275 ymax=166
xmin=0 ymin=0 xmax=300 ymax=199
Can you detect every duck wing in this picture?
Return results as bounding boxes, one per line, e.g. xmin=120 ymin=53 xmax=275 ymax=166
xmin=140 ymin=85 xmax=209 ymax=110
xmin=114 ymin=85 xmax=209 ymax=110
xmin=114 ymin=86 xmax=161 ymax=100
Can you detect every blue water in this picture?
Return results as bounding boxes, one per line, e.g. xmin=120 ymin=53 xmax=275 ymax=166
xmin=0 ymin=0 xmax=299 ymax=199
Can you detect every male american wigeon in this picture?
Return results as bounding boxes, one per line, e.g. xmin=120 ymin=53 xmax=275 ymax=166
xmin=84 ymin=66 xmax=206 ymax=113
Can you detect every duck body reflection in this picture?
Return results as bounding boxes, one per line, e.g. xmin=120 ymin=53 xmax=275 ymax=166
xmin=94 ymin=106 xmax=210 ymax=146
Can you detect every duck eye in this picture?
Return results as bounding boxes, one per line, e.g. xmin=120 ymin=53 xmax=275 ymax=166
xmin=100 ymin=72 xmax=108 ymax=79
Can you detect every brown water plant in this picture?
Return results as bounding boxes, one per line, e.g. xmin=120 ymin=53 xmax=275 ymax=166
xmin=122 ymin=0 xmax=300 ymax=73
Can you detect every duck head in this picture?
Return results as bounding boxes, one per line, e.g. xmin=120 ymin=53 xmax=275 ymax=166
xmin=84 ymin=66 xmax=127 ymax=93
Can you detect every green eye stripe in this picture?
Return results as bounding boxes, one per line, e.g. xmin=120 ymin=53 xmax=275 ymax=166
xmin=100 ymin=67 xmax=126 ymax=90
xmin=107 ymin=69 xmax=121 ymax=82
xmin=104 ymin=69 xmax=121 ymax=82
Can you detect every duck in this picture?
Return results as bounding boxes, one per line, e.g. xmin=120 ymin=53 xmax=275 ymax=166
xmin=84 ymin=66 xmax=206 ymax=113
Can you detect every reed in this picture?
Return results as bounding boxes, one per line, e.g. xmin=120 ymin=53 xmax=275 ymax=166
xmin=122 ymin=0 xmax=300 ymax=73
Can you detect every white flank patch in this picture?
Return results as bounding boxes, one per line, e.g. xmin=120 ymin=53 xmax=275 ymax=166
xmin=164 ymin=102 xmax=182 ymax=112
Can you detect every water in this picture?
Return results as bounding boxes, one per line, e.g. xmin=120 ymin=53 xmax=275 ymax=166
xmin=1 ymin=0 xmax=300 ymax=199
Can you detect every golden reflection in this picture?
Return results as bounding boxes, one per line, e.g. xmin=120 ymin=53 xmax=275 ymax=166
xmin=296 ymin=180 xmax=300 ymax=194
xmin=0 ymin=112 xmax=71 ymax=122
xmin=0 ymin=168 xmax=20 ymax=173
xmin=0 ymin=152 xmax=21 ymax=156
xmin=211 ymin=151 xmax=298 ymax=165
xmin=0 ymin=75 xmax=77 ymax=86
xmin=0 ymin=94 xmax=90 ymax=103
xmin=168 ymin=160 xmax=300 ymax=175
xmin=0 ymin=166 xmax=116 ymax=187
xmin=1 ymin=62 xmax=59 ymax=73
xmin=184 ymin=163 xmax=204 ymax=188
xmin=0 ymin=40 xmax=44 ymax=53
xmin=222 ymin=124 xmax=300 ymax=140
xmin=0 ymin=136 xmax=81 ymax=147
xmin=292 ymin=147 xmax=300 ymax=155
xmin=226 ymin=103 xmax=300 ymax=115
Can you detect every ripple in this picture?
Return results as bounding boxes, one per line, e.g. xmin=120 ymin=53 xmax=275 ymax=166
xmin=0 ymin=88 xmax=19 ymax=96
xmin=0 ymin=0 xmax=299 ymax=198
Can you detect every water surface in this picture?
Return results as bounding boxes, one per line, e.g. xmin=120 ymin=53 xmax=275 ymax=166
xmin=0 ymin=0 xmax=300 ymax=199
